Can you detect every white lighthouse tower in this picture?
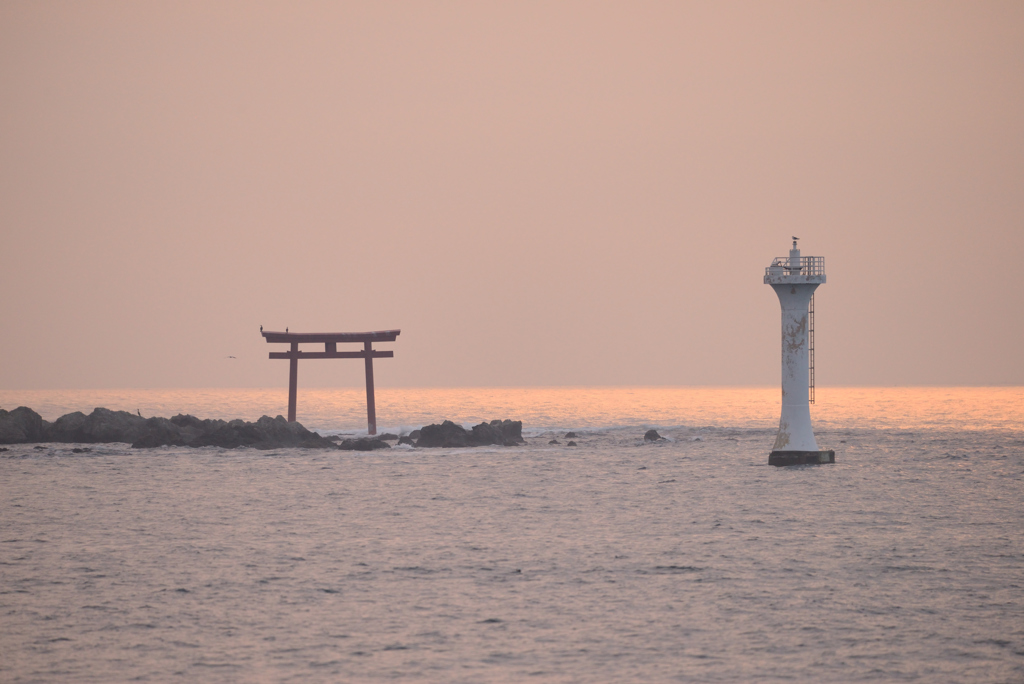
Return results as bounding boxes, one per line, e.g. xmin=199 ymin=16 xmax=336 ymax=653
xmin=764 ymin=239 xmax=835 ymax=466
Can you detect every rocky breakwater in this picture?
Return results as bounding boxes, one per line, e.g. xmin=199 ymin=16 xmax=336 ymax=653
xmin=415 ymin=419 xmax=524 ymax=448
xmin=0 ymin=406 xmax=335 ymax=450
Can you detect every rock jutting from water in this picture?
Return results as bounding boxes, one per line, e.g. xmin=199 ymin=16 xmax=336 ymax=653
xmin=415 ymin=419 xmax=525 ymax=448
xmin=0 ymin=406 xmax=47 ymax=443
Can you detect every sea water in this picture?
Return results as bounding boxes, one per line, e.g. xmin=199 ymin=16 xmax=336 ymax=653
xmin=1 ymin=387 xmax=1022 ymax=682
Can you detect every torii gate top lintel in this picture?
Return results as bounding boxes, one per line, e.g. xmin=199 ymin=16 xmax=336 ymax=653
xmin=262 ymin=329 xmax=400 ymax=433
xmin=261 ymin=329 xmax=400 ymax=344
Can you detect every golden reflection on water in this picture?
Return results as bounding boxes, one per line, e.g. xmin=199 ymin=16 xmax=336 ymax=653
xmin=2 ymin=386 xmax=1022 ymax=432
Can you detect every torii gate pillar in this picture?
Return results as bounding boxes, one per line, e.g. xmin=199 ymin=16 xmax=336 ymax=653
xmin=363 ymin=341 xmax=376 ymax=434
xmin=288 ymin=342 xmax=299 ymax=422
xmin=262 ymin=329 xmax=400 ymax=434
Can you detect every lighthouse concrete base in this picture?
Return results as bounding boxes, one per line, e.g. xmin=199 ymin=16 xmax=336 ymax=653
xmin=769 ymin=450 xmax=836 ymax=467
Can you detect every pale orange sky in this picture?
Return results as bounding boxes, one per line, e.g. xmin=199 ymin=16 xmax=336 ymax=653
xmin=1 ymin=2 xmax=1022 ymax=389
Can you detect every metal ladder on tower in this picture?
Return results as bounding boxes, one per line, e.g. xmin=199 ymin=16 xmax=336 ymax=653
xmin=808 ymin=293 xmax=815 ymax=404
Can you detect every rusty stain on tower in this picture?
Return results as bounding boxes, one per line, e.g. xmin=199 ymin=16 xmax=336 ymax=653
xmin=261 ymin=329 xmax=400 ymax=435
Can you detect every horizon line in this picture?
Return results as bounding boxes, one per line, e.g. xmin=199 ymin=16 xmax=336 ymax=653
xmin=3 ymin=384 xmax=1023 ymax=392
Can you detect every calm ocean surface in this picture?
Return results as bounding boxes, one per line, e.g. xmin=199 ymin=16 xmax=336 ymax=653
xmin=1 ymin=387 xmax=1022 ymax=682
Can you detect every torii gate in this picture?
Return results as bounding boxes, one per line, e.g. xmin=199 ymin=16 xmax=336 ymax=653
xmin=261 ymin=329 xmax=400 ymax=434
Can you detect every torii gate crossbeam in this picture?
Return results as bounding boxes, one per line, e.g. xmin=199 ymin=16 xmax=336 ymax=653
xmin=262 ymin=329 xmax=400 ymax=434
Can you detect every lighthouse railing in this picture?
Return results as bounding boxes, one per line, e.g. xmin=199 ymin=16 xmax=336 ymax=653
xmin=766 ymin=255 xmax=825 ymax=276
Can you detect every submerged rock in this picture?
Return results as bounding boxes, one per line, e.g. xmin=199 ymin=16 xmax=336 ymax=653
xmin=338 ymin=438 xmax=391 ymax=451
xmin=564 ymin=431 xmax=578 ymax=439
